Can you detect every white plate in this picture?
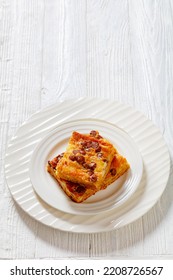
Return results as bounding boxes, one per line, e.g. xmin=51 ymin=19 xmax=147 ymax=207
xmin=5 ymin=98 xmax=170 ymax=233
xmin=29 ymin=119 xmax=143 ymax=215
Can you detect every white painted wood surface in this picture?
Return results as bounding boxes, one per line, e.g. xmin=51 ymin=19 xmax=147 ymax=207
xmin=0 ymin=0 xmax=173 ymax=259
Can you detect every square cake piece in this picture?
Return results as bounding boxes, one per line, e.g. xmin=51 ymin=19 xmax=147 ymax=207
xmin=56 ymin=131 xmax=116 ymax=189
xmin=47 ymin=153 xmax=97 ymax=203
xmin=47 ymin=151 xmax=130 ymax=203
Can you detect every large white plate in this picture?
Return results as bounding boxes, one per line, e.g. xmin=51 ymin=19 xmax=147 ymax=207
xmin=29 ymin=119 xmax=143 ymax=215
xmin=5 ymin=98 xmax=170 ymax=233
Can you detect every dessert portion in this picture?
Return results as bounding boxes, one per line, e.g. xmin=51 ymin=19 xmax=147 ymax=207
xmin=47 ymin=130 xmax=130 ymax=203
xmin=47 ymin=151 xmax=129 ymax=202
xmin=47 ymin=153 xmax=98 ymax=203
xmin=56 ymin=131 xmax=116 ymax=189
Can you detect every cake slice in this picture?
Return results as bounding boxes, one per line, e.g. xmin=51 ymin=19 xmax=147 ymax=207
xmin=47 ymin=153 xmax=97 ymax=202
xmin=47 ymin=151 xmax=130 ymax=203
xmin=56 ymin=131 xmax=116 ymax=190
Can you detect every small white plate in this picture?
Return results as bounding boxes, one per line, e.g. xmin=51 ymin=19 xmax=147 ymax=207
xmin=29 ymin=119 xmax=143 ymax=215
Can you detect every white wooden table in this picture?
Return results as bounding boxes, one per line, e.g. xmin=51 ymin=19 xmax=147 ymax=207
xmin=0 ymin=0 xmax=173 ymax=259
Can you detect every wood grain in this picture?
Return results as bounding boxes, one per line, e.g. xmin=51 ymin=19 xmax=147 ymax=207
xmin=0 ymin=0 xmax=173 ymax=259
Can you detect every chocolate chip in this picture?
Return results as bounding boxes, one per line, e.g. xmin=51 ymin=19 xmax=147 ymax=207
xmin=88 ymin=162 xmax=96 ymax=170
xmin=95 ymin=146 xmax=101 ymax=152
xmin=90 ymin=130 xmax=103 ymax=139
xmin=91 ymin=141 xmax=99 ymax=149
xmin=56 ymin=153 xmax=64 ymax=162
xmin=56 ymin=156 xmax=61 ymax=162
xmin=80 ymin=149 xmax=86 ymax=155
xmin=73 ymin=150 xmax=80 ymax=155
xmin=80 ymin=141 xmax=84 ymax=146
xmin=76 ymin=185 xmax=86 ymax=193
xmin=81 ymin=140 xmax=100 ymax=150
xmin=83 ymin=162 xmax=96 ymax=170
xmin=110 ymin=168 xmax=116 ymax=176
xmin=87 ymin=170 xmax=94 ymax=176
xmin=86 ymin=141 xmax=93 ymax=148
xmin=83 ymin=163 xmax=89 ymax=169
xmin=89 ymin=174 xmax=97 ymax=182
xmin=75 ymin=155 xmax=85 ymax=164
xmin=51 ymin=158 xmax=59 ymax=169
xmin=81 ymin=141 xmax=91 ymax=148
xmin=90 ymin=130 xmax=97 ymax=137
xmin=82 ymin=140 xmax=96 ymax=149
xmin=73 ymin=149 xmax=86 ymax=155
xmin=69 ymin=155 xmax=76 ymax=161
xmin=97 ymin=152 xmax=103 ymax=158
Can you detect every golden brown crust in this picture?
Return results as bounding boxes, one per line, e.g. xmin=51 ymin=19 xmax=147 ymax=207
xmin=56 ymin=131 xmax=116 ymax=189
xmin=101 ymin=153 xmax=130 ymax=189
xmin=47 ymin=130 xmax=130 ymax=203
xmin=47 ymin=164 xmax=97 ymax=203
xmin=47 ymin=151 xmax=130 ymax=202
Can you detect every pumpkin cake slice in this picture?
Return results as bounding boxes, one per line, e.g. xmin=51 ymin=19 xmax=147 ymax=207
xmin=47 ymin=150 xmax=130 ymax=203
xmin=56 ymin=131 xmax=116 ymax=190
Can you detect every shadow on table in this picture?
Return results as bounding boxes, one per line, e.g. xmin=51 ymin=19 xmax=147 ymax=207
xmin=14 ymin=160 xmax=173 ymax=257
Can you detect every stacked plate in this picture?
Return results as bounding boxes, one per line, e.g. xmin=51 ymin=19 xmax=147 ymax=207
xmin=5 ymin=98 xmax=170 ymax=233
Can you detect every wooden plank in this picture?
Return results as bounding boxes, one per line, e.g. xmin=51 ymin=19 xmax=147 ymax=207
xmin=41 ymin=0 xmax=87 ymax=107
xmin=0 ymin=0 xmax=45 ymax=259
xmin=87 ymin=0 xmax=133 ymax=103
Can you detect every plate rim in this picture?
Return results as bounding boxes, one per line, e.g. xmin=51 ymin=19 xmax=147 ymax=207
xmin=4 ymin=98 xmax=171 ymax=233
